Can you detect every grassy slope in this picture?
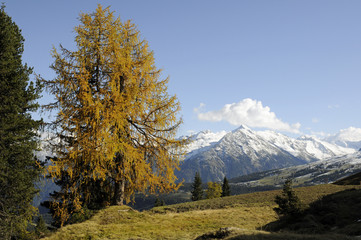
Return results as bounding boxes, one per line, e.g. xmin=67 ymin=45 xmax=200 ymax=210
xmin=334 ymin=171 xmax=361 ymax=185
xmin=43 ymin=184 xmax=360 ymax=240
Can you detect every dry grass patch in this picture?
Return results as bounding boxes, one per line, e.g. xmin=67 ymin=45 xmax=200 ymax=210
xmin=43 ymin=205 xmax=277 ymax=240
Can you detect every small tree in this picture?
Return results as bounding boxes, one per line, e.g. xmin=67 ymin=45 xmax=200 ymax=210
xmin=221 ymin=177 xmax=231 ymax=197
xmin=274 ymin=179 xmax=303 ymax=217
xmin=191 ymin=172 xmax=203 ymax=201
xmin=206 ymin=182 xmax=222 ymax=199
xmin=154 ymin=197 xmax=165 ymax=207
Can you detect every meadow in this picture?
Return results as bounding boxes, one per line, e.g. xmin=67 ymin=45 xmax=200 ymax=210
xmin=42 ymin=184 xmax=361 ymax=240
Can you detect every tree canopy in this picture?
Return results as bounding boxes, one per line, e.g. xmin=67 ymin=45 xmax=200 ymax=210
xmin=42 ymin=5 xmax=186 ymax=226
xmin=206 ymin=182 xmax=222 ymax=199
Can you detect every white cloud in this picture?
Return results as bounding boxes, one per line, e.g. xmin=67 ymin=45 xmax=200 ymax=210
xmin=196 ymin=98 xmax=301 ymax=133
xmin=328 ymin=104 xmax=340 ymax=109
xmin=193 ymin=103 xmax=205 ymax=113
xmin=312 ymin=118 xmax=320 ymax=123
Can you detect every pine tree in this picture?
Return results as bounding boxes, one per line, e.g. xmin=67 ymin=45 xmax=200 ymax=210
xmin=41 ymin=5 xmax=186 ymax=226
xmin=0 ymin=5 xmax=42 ymax=239
xmin=206 ymin=182 xmax=222 ymax=199
xmin=221 ymin=177 xmax=231 ymax=197
xmin=191 ymin=172 xmax=203 ymax=201
xmin=274 ymin=179 xmax=304 ymax=217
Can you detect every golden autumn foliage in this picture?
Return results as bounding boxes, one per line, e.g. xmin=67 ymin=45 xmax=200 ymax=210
xmin=206 ymin=182 xmax=222 ymax=199
xmin=42 ymin=5 xmax=186 ymax=226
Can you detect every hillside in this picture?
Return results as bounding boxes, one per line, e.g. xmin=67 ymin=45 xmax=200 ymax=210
xmin=334 ymin=171 xmax=361 ymax=185
xmin=266 ymin=187 xmax=361 ymax=236
xmin=229 ymin=151 xmax=361 ymax=190
xmin=42 ymin=184 xmax=360 ymax=240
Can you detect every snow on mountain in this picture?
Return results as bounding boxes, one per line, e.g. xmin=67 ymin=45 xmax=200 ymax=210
xmin=324 ymin=127 xmax=361 ymax=150
xmin=184 ymin=130 xmax=227 ymax=158
xmin=178 ymin=125 xmax=307 ymax=182
xmin=258 ymin=130 xmax=355 ymax=161
xmin=179 ymin=125 xmax=357 ymax=182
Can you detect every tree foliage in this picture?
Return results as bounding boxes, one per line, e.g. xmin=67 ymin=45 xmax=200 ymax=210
xmin=221 ymin=176 xmax=231 ymax=197
xmin=41 ymin=5 xmax=186 ymax=226
xmin=0 ymin=5 xmax=43 ymax=239
xmin=206 ymin=182 xmax=222 ymax=199
xmin=154 ymin=197 xmax=165 ymax=207
xmin=191 ymin=172 xmax=203 ymax=201
xmin=274 ymin=179 xmax=304 ymax=217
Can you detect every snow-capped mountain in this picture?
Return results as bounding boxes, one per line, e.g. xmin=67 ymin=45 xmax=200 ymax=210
xmin=184 ymin=130 xmax=227 ymax=158
xmin=324 ymin=127 xmax=361 ymax=150
xmin=178 ymin=125 xmax=356 ymax=182
xmin=258 ymin=131 xmax=355 ymax=161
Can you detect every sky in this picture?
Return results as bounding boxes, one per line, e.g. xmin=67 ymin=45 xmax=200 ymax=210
xmin=4 ymin=0 xmax=361 ymax=138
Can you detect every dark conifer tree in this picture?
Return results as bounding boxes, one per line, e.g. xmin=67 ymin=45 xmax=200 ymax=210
xmin=0 ymin=5 xmax=42 ymax=239
xmin=274 ymin=179 xmax=303 ymax=217
xmin=221 ymin=176 xmax=231 ymax=197
xmin=191 ymin=172 xmax=203 ymax=201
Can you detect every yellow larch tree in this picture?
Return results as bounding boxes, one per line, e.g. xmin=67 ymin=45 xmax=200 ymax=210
xmin=42 ymin=5 xmax=186 ymax=226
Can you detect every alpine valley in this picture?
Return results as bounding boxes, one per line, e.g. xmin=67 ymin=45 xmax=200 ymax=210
xmin=177 ymin=125 xmax=361 ymax=183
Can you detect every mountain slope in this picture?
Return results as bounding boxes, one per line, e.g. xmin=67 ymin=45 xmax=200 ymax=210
xmin=178 ymin=126 xmax=356 ymax=183
xmin=259 ymin=131 xmax=354 ymax=160
xmin=230 ymin=151 xmax=361 ymax=188
xmin=184 ymin=130 xmax=227 ymax=158
xmin=178 ymin=126 xmax=307 ymax=182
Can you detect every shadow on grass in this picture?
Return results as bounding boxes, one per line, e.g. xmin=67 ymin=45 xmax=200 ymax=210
xmin=227 ymin=232 xmax=356 ymax=240
xmin=194 ymin=228 xmax=356 ymax=240
xmin=262 ymin=188 xmax=361 ymax=236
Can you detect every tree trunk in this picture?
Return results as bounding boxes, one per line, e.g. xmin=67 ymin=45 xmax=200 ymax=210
xmin=113 ymin=179 xmax=125 ymax=205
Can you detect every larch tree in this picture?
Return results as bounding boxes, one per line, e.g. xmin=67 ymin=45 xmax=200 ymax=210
xmin=0 ymin=5 xmax=43 ymax=239
xmin=42 ymin=5 xmax=186 ymax=226
xmin=205 ymin=182 xmax=222 ymax=199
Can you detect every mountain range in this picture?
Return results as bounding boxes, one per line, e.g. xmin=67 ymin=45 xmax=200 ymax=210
xmin=177 ymin=125 xmax=358 ymax=182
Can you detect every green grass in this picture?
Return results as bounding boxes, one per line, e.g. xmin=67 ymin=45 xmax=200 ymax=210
xmin=42 ymin=184 xmax=361 ymax=240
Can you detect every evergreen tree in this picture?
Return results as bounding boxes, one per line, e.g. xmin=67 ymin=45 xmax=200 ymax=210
xmin=154 ymin=197 xmax=165 ymax=207
xmin=274 ymin=179 xmax=304 ymax=217
xmin=35 ymin=215 xmax=48 ymax=238
xmin=0 ymin=5 xmax=42 ymax=239
xmin=221 ymin=177 xmax=231 ymax=197
xmin=206 ymin=182 xmax=222 ymax=199
xmin=191 ymin=172 xmax=203 ymax=201
xmin=41 ymin=5 xmax=186 ymax=226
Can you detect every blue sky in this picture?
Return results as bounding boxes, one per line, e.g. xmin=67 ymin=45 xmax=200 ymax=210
xmin=5 ymin=0 xmax=361 ymax=137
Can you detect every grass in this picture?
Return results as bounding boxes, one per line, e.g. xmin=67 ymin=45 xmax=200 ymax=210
xmin=42 ymin=184 xmax=361 ymax=240
xmin=43 ymin=205 xmax=277 ymax=239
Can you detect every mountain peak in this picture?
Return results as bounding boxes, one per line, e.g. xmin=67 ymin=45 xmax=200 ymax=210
xmin=234 ymin=124 xmax=251 ymax=132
